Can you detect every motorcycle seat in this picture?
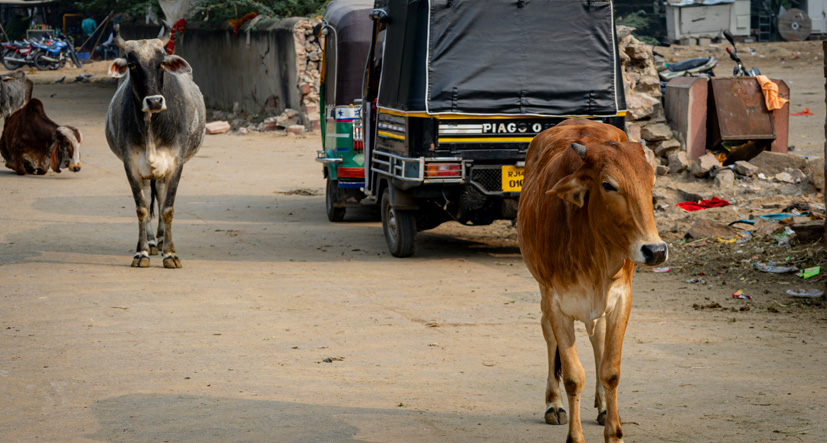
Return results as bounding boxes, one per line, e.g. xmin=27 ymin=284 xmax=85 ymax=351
xmin=667 ymin=57 xmax=713 ymax=72
xmin=13 ymin=41 xmax=27 ymax=47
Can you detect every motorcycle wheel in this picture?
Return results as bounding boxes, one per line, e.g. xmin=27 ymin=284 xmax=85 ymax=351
xmin=33 ymin=52 xmax=53 ymax=71
xmin=2 ymin=51 xmax=22 ymax=70
xmin=70 ymin=51 xmax=82 ymax=68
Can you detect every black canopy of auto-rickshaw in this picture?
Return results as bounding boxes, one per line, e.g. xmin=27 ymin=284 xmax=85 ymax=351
xmin=375 ymin=0 xmax=627 ymax=118
xmin=323 ymin=0 xmax=375 ymax=107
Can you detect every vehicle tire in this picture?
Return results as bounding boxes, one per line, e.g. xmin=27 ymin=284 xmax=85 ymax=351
xmin=381 ymin=188 xmax=416 ymax=257
xmin=325 ymin=178 xmax=346 ymax=222
xmin=33 ymin=52 xmax=53 ymax=71
xmin=2 ymin=51 xmax=22 ymax=70
xmin=70 ymin=51 xmax=82 ymax=68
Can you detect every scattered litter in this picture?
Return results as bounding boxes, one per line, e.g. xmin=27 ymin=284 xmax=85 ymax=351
xmin=715 ymin=236 xmax=737 ymax=244
xmin=653 ymin=267 xmax=671 ymax=273
xmin=732 ymin=290 xmax=752 ymax=300
xmin=790 ymin=108 xmax=813 ymax=116
xmin=758 ymin=213 xmax=796 ymax=221
xmin=798 ymin=266 xmax=821 ymax=279
xmin=786 ymin=289 xmax=824 ymax=298
xmin=727 ymin=219 xmax=755 ymax=226
xmin=754 ymin=263 xmax=799 ymax=273
xmin=758 ymin=173 xmax=767 ymax=180
xmin=676 ymin=197 xmax=730 ymax=212
xmin=686 ymin=278 xmax=706 ymax=284
xmin=322 ymin=357 xmax=345 ymax=363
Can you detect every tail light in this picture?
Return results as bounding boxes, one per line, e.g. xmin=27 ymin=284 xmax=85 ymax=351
xmin=352 ymin=122 xmax=364 ymax=152
xmin=425 ymin=163 xmax=462 ymax=178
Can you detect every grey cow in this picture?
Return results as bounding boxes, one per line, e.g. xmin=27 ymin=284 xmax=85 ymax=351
xmin=0 ymin=70 xmax=33 ymax=119
xmin=105 ymin=23 xmax=206 ymax=268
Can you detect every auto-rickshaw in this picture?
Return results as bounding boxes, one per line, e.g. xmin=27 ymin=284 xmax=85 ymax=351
xmin=317 ymin=0 xmax=627 ymax=257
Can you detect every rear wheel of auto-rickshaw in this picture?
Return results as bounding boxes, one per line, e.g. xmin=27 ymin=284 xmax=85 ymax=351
xmin=325 ymin=178 xmax=346 ymax=222
xmin=381 ymin=188 xmax=416 ymax=257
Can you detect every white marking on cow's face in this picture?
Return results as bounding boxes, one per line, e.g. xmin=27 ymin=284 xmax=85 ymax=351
xmin=142 ymin=95 xmax=167 ymax=114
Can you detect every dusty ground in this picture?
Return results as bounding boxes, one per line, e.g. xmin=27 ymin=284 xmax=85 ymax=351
xmin=1 ymin=49 xmax=826 ymax=442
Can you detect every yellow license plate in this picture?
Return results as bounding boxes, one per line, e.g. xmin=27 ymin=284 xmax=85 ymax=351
xmin=501 ymin=165 xmax=524 ymax=192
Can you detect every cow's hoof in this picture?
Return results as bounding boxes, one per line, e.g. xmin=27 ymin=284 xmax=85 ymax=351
xmin=131 ymin=253 xmax=150 ymax=268
xmin=545 ymin=406 xmax=567 ymax=425
xmin=597 ymin=410 xmax=607 ymax=425
xmin=149 ymin=245 xmax=158 ymax=255
xmin=163 ymin=255 xmax=182 ymax=269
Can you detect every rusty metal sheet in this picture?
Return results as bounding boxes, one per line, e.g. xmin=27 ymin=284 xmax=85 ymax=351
xmin=708 ymin=78 xmax=775 ymax=145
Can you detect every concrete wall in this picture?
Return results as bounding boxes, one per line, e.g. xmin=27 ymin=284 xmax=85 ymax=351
xmin=121 ymin=18 xmax=306 ymax=120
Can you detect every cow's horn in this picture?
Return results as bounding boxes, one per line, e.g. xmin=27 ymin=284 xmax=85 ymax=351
xmin=113 ymin=24 xmax=126 ymax=49
xmin=158 ymin=20 xmax=171 ymax=45
xmin=570 ymin=143 xmax=587 ymax=160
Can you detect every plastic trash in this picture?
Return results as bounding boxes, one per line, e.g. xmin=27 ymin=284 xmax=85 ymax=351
xmin=653 ymin=267 xmax=670 ymax=273
xmin=798 ymin=266 xmax=821 ymax=279
xmin=786 ymin=289 xmax=824 ymax=298
xmin=732 ymin=290 xmax=752 ymax=300
xmin=754 ymin=263 xmax=799 ymax=273
xmin=686 ymin=278 xmax=706 ymax=284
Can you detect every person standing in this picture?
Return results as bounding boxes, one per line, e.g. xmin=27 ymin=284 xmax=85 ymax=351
xmin=81 ymin=15 xmax=96 ymax=38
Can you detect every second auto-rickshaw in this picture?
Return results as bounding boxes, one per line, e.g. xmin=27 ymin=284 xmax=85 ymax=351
xmin=317 ymin=0 xmax=627 ymax=257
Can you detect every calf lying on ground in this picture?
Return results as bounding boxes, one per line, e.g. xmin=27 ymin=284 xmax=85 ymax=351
xmin=0 ymin=98 xmax=82 ymax=175
xmin=517 ymin=119 xmax=667 ymax=443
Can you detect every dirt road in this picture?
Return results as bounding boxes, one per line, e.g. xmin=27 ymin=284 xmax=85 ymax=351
xmin=1 ymin=77 xmax=826 ymax=442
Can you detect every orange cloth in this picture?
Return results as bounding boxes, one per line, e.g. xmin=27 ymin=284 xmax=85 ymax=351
xmin=755 ymin=75 xmax=788 ymax=111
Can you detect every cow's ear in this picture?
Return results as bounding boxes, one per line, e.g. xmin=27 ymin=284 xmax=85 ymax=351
xmin=162 ymin=55 xmax=192 ymax=75
xmin=1 ymin=76 xmax=15 ymax=82
xmin=546 ymin=174 xmax=588 ymax=208
xmin=49 ymin=141 xmax=62 ymax=173
xmin=109 ymin=58 xmax=128 ymax=78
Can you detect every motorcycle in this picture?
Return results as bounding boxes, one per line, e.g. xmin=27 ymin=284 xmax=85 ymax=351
xmin=32 ymin=35 xmax=82 ymax=70
xmin=655 ymin=51 xmax=717 ymax=96
xmin=723 ymin=30 xmax=759 ymax=77
xmin=2 ymin=39 xmax=39 ymax=70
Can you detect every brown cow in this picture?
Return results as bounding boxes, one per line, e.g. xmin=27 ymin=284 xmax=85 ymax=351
xmin=517 ymin=119 xmax=667 ymax=443
xmin=0 ymin=98 xmax=82 ymax=176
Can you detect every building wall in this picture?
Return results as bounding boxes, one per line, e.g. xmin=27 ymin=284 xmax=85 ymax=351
xmin=121 ymin=18 xmax=310 ymax=122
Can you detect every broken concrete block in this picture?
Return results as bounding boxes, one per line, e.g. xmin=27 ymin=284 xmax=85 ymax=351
xmin=668 ymin=151 xmax=689 ymax=174
xmin=643 ymin=146 xmax=658 ymax=172
xmin=808 ymin=157 xmax=824 ymax=190
xmin=205 ymin=121 xmax=231 ymax=135
xmin=640 ymin=123 xmax=673 ymax=141
xmin=686 ymin=218 xmax=738 ymax=240
xmin=654 ymin=139 xmax=680 ymax=157
xmin=276 ymin=109 xmax=301 ymax=128
xmin=689 ymin=153 xmax=720 ymax=178
xmin=677 ymin=186 xmax=712 ymax=203
xmin=626 ymin=122 xmax=641 ymax=142
xmin=287 ymin=124 xmax=305 ymax=135
xmin=748 ymin=151 xmax=810 ymax=176
xmin=655 ymin=165 xmax=669 ymax=176
xmin=733 ymin=160 xmax=759 ymax=176
xmin=784 ymin=168 xmax=807 ymax=184
xmin=775 ymin=172 xmax=795 ymax=183
xmin=714 ymin=169 xmax=735 ymax=188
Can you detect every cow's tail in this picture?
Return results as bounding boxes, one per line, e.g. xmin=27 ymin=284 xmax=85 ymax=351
xmin=554 ymin=348 xmax=562 ymax=381
xmin=149 ymin=180 xmax=157 ymax=219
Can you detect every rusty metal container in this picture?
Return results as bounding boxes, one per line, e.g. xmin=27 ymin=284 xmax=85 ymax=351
xmin=707 ymin=77 xmax=776 ymax=149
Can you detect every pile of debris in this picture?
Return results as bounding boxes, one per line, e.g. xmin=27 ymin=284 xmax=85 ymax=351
xmin=205 ymin=107 xmax=306 ymax=136
xmin=293 ymin=19 xmax=322 ymax=132
xmin=617 ymin=25 xmax=682 ymax=174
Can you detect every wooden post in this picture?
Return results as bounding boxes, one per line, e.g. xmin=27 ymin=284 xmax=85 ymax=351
xmin=823 ymin=40 xmax=826 ymax=248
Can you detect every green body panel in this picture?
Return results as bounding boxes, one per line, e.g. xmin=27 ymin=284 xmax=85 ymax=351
xmin=323 ymin=119 xmax=364 ymax=181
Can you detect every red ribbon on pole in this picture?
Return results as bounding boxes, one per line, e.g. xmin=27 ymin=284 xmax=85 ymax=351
xmin=166 ymin=18 xmax=187 ymax=55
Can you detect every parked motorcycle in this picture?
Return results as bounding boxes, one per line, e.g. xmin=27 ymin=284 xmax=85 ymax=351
xmin=2 ymin=39 xmax=38 ymax=70
xmin=655 ymin=51 xmax=716 ymax=96
xmin=723 ymin=30 xmax=759 ymax=77
xmin=32 ymin=35 xmax=82 ymax=70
